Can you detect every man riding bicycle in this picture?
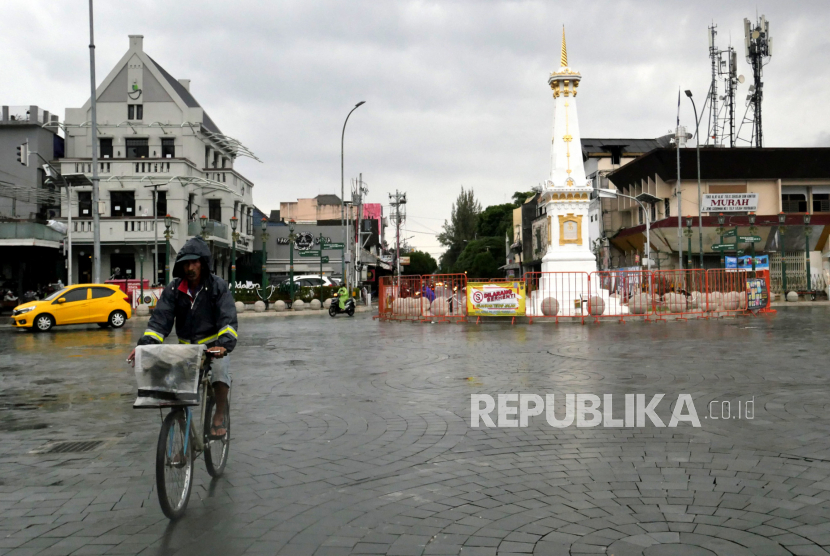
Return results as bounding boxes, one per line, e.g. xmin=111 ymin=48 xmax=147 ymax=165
xmin=128 ymin=237 xmax=237 ymax=437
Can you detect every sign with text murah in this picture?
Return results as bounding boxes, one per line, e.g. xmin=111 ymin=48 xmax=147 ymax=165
xmin=466 ymin=282 xmax=526 ymax=317
xmin=701 ymin=193 xmax=758 ymax=212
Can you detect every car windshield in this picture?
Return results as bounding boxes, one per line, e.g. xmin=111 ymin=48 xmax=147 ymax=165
xmin=44 ymin=288 xmax=70 ymax=301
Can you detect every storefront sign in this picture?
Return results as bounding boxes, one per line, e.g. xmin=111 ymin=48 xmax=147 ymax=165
xmin=702 ymin=193 xmax=758 ymax=212
xmin=746 ymin=278 xmax=769 ymax=310
xmin=467 ymin=282 xmax=526 ymax=317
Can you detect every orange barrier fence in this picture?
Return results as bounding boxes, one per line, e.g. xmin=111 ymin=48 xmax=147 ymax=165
xmin=379 ymin=268 xmax=773 ymax=323
xmin=590 ymin=270 xmax=655 ymax=323
xmin=420 ymin=274 xmax=467 ymax=322
xmin=525 ymin=272 xmax=591 ymax=323
xmin=706 ymin=270 xmax=749 ymax=316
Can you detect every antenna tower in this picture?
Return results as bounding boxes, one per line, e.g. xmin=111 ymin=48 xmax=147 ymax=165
xmin=737 ymin=14 xmax=772 ymax=147
xmin=706 ymin=24 xmax=723 ymax=147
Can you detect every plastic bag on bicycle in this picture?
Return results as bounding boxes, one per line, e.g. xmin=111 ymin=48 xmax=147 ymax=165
xmin=133 ymin=344 xmax=204 ymax=408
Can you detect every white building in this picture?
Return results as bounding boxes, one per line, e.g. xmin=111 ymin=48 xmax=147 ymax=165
xmin=58 ymin=35 xmax=258 ymax=284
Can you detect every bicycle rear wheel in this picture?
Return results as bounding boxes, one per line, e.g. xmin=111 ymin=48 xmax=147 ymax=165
xmin=156 ymin=409 xmax=194 ymax=519
xmin=204 ymin=393 xmax=230 ymax=477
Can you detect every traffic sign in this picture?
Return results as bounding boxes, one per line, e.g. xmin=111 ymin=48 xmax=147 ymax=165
xmin=736 ymin=250 xmax=745 ymax=256
xmin=299 ymin=250 xmax=321 ymax=257
xmin=322 ymin=242 xmax=344 ymax=249
xmin=711 ymin=244 xmax=732 ymax=251
xmin=738 ymin=235 xmax=762 ymax=243
xmin=722 ymin=229 xmax=737 ymax=238
xmin=321 ymin=256 xmax=330 ymax=264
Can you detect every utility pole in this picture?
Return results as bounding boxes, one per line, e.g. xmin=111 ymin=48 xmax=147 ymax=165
xmin=388 ymin=190 xmax=407 ymax=277
xmin=88 ymin=0 xmax=101 ymax=283
xmin=675 ymin=89 xmax=684 ymax=270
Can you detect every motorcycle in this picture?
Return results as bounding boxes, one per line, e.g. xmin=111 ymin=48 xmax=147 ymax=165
xmin=329 ymin=296 xmax=356 ymax=317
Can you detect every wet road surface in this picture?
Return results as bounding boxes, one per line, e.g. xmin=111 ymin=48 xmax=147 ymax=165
xmin=1 ymin=308 xmax=830 ymax=555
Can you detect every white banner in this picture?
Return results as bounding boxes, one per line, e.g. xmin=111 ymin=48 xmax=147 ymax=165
xmin=701 ymin=193 xmax=758 ymax=212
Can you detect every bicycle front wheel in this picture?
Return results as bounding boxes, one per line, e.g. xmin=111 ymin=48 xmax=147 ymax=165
xmin=204 ymin=394 xmax=230 ymax=477
xmin=156 ymin=409 xmax=194 ymax=519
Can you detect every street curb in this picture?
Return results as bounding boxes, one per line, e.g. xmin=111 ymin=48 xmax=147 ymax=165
xmin=770 ymin=301 xmax=829 ymax=307
xmin=128 ymin=305 xmax=375 ymax=322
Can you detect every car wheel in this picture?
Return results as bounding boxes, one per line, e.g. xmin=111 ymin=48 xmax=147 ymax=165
xmin=109 ymin=310 xmax=127 ymax=328
xmin=35 ymin=314 xmax=54 ymax=332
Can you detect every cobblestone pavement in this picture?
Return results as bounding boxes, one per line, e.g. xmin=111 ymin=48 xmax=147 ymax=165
xmin=2 ymin=308 xmax=830 ymax=556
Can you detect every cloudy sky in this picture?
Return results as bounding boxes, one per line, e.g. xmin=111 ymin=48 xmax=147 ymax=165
xmin=5 ymin=0 xmax=828 ymax=258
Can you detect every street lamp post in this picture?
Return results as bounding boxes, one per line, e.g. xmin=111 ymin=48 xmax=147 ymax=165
xmin=748 ymin=212 xmax=757 ymax=278
xmin=341 ymin=101 xmax=365 ymax=289
xmin=319 ymin=232 xmax=324 ymax=303
xmin=778 ymin=212 xmax=787 ymax=299
xmin=200 ymin=214 xmax=209 ymax=240
xmin=685 ymin=216 xmax=694 ymax=268
xmin=804 ymin=213 xmax=812 ymax=295
xmin=288 ymin=220 xmax=296 ymax=304
xmin=598 ymin=189 xmax=652 ymax=271
xmin=138 ymin=248 xmax=145 ymax=300
xmin=230 ymin=216 xmax=239 ymax=294
xmin=260 ymin=218 xmax=269 ymax=293
xmin=685 ymin=91 xmax=704 ymax=268
xmin=717 ymin=213 xmax=725 ymax=268
xmin=163 ymin=214 xmax=173 ymax=284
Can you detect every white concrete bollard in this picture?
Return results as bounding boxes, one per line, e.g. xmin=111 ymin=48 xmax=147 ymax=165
xmin=273 ymin=300 xmax=287 ymax=312
xmin=293 ymin=299 xmax=305 ymax=311
xmin=310 ymin=299 xmax=322 ymax=310
xmin=234 ymin=301 xmax=245 ymax=314
xmin=254 ymin=300 xmax=266 ymax=313
xmin=541 ymin=297 xmax=559 ymax=316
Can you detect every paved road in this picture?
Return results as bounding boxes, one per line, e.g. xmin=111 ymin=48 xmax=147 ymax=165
xmin=1 ymin=308 xmax=830 ymax=556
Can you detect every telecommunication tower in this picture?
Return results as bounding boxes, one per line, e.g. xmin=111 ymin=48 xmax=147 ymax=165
xmin=737 ymin=14 xmax=772 ymax=147
xmin=707 ymin=24 xmax=722 ymax=147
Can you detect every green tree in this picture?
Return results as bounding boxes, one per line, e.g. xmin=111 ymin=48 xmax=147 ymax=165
xmin=452 ymin=237 xmax=506 ymax=279
xmin=512 ymin=190 xmax=536 ymax=207
xmin=477 ymin=203 xmax=515 ymax=241
xmin=438 ymin=187 xmax=481 ymax=271
xmin=405 ymin=250 xmax=438 ymax=276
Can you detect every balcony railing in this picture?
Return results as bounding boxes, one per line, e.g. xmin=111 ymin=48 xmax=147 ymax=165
xmin=68 ymin=217 xmax=178 ymax=242
xmin=0 ymin=221 xmax=64 ymax=242
xmin=187 ymin=219 xmax=228 ymax=240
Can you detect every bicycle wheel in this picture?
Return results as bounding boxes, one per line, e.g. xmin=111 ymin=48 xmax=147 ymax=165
xmin=156 ymin=409 xmax=194 ymax=519
xmin=203 ymin=393 xmax=230 ymax=477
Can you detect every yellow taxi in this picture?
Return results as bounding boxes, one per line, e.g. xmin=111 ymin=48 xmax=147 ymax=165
xmin=10 ymin=284 xmax=132 ymax=332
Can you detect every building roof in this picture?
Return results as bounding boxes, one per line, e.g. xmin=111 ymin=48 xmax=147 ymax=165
xmin=581 ymin=137 xmax=670 ymax=160
xmin=315 ymin=194 xmax=341 ymax=206
xmin=148 ymin=56 xmax=222 ymax=135
xmin=608 ymin=147 xmax=830 ymax=192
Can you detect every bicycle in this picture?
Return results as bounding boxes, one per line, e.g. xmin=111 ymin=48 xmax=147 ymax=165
xmin=154 ymin=349 xmax=231 ymax=520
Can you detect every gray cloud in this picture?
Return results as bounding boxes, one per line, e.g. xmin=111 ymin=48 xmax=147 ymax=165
xmin=3 ymin=0 xmax=827 ymax=257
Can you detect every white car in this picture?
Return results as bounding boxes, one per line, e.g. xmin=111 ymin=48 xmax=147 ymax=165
xmin=280 ymin=275 xmax=338 ymax=289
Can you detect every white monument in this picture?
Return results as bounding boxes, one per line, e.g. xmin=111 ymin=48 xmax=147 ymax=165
xmin=530 ymin=29 xmax=623 ymax=317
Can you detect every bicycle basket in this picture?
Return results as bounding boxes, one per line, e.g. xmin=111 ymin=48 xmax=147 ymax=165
xmin=133 ymin=344 xmax=204 ymax=408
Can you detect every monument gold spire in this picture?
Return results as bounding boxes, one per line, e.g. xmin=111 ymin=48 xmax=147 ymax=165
xmin=560 ymin=26 xmax=568 ymax=67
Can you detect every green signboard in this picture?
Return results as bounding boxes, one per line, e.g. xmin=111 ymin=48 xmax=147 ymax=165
xmin=738 ymin=235 xmax=762 ymax=243
xmin=722 ymin=229 xmax=737 ymax=238
xmin=299 ymin=250 xmax=321 ymax=257
xmin=322 ymin=242 xmax=344 ymax=250
xmin=321 ymin=256 xmax=330 ymax=263
xmin=712 ymin=244 xmax=732 ymax=251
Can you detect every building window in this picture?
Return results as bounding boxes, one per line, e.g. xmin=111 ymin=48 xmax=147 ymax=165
xmin=782 ymin=194 xmax=807 ymax=213
xmin=111 ymin=191 xmax=135 ymax=217
xmin=125 ymin=138 xmax=149 ymax=159
xmin=100 ymin=138 xmax=113 ymax=158
xmin=208 ymin=199 xmax=221 ymax=222
xmin=161 ymin=138 xmax=175 ymax=158
xmin=664 ymin=199 xmax=670 ymax=218
xmin=156 ymin=191 xmax=167 ymax=216
xmin=128 ymin=104 xmax=143 ymax=120
xmin=813 ymin=194 xmax=830 ymax=213
xmin=213 ymin=151 xmax=220 ymax=168
xmin=78 ymin=191 xmax=92 ymax=217
xmin=205 ymin=147 xmax=210 ymax=168
xmin=187 ymin=193 xmax=196 ymax=221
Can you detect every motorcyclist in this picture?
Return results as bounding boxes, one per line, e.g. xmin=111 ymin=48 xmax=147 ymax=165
xmin=128 ymin=237 xmax=237 ymax=437
xmin=337 ymin=285 xmax=349 ymax=311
